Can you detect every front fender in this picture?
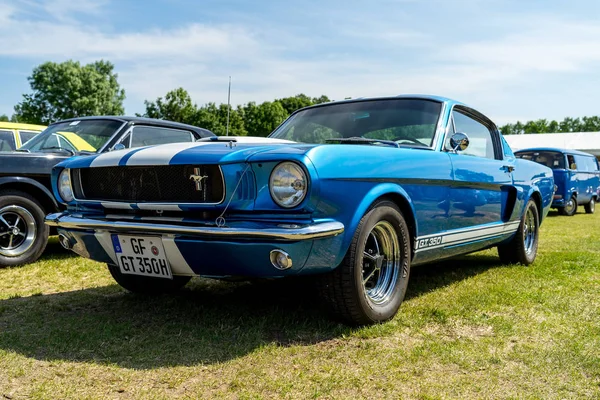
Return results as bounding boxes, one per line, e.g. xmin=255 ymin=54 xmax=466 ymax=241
xmin=0 ymin=176 xmax=59 ymax=209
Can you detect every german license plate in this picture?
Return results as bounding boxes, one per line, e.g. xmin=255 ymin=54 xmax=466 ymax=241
xmin=111 ymin=234 xmax=172 ymax=279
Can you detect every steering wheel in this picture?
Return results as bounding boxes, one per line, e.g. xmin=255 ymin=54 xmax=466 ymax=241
xmin=391 ymin=136 xmax=426 ymax=146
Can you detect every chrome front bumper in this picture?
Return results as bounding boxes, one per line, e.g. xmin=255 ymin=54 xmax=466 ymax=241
xmin=45 ymin=213 xmax=345 ymax=241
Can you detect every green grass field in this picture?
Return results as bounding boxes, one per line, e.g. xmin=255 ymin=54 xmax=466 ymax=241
xmin=1 ymin=210 xmax=599 ymax=399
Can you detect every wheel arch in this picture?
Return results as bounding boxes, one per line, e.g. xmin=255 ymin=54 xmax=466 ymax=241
xmin=528 ymin=190 xmax=543 ymax=224
xmin=0 ymin=177 xmax=59 ymax=214
xmin=348 ymin=183 xmax=418 ymax=258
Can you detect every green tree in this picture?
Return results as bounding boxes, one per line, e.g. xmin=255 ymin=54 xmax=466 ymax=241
xmin=14 ymin=60 xmax=125 ymax=124
xmin=140 ymin=87 xmax=196 ymax=124
xmin=0 ymin=114 xmax=9 ymax=122
xmin=243 ymin=101 xmax=288 ymax=137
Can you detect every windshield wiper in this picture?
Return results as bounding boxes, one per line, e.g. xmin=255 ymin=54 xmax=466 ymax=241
xmin=40 ymin=147 xmax=75 ymax=156
xmin=325 ymin=138 xmax=400 ymax=148
xmin=15 ymin=148 xmax=30 ymax=152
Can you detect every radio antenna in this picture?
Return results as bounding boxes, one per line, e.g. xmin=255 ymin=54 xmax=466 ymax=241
xmin=226 ymin=76 xmax=231 ymax=136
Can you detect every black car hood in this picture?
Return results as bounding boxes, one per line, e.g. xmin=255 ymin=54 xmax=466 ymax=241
xmin=0 ymin=151 xmax=72 ymax=175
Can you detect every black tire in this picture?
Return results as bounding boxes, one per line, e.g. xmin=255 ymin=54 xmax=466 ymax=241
xmin=107 ymin=263 xmax=191 ymax=294
xmin=497 ymin=199 xmax=539 ymax=265
xmin=0 ymin=190 xmax=49 ymax=267
xmin=318 ymin=200 xmax=411 ymax=325
xmin=585 ymin=198 xmax=595 ymax=214
xmin=558 ymin=195 xmax=577 ymax=216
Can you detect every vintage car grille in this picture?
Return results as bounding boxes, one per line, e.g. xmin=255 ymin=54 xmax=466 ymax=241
xmin=73 ymin=165 xmax=224 ymax=203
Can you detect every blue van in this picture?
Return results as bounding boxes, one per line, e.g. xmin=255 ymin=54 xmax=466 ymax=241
xmin=515 ymin=148 xmax=600 ymax=215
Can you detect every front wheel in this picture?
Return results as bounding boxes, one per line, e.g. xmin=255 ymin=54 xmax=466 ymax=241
xmin=558 ymin=195 xmax=577 ymax=216
xmin=497 ymin=199 xmax=539 ymax=265
xmin=585 ymin=198 xmax=595 ymax=214
xmin=107 ymin=264 xmax=191 ymax=294
xmin=318 ymin=200 xmax=411 ymax=325
xmin=0 ymin=190 xmax=49 ymax=267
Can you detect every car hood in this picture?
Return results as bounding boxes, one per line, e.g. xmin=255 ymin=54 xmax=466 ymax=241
xmin=0 ymin=151 xmax=72 ymax=175
xmin=62 ymin=138 xmax=317 ymax=168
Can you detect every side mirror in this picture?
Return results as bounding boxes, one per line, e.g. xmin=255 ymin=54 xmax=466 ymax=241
xmin=112 ymin=143 xmax=126 ymax=151
xmin=449 ymin=132 xmax=470 ymax=152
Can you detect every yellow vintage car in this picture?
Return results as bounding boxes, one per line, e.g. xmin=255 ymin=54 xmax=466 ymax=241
xmin=0 ymin=122 xmax=47 ymax=151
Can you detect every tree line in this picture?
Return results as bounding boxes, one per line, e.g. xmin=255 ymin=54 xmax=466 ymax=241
xmin=2 ymin=59 xmax=599 ymax=136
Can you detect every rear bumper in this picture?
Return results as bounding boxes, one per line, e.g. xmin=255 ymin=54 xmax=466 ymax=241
xmin=45 ymin=213 xmax=346 ymax=277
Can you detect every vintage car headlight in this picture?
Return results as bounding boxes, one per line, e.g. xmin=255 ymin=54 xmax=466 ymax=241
xmin=269 ymin=162 xmax=308 ymax=208
xmin=58 ymin=169 xmax=74 ymax=202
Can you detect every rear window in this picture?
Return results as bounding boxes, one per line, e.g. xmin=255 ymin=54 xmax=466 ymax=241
xmin=516 ymin=151 xmax=565 ymax=169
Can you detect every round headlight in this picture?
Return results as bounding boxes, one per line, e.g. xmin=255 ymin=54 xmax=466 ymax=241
xmin=58 ymin=169 xmax=74 ymax=202
xmin=269 ymin=162 xmax=308 ymax=208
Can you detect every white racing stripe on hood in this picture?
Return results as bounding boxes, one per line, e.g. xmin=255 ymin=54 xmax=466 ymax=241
xmin=125 ymin=142 xmax=208 ymax=166
xmin=90 ymin=147 xmax=147 ymax=167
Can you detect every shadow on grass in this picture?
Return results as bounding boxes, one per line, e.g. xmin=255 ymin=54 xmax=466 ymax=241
xmin=0 ymin=253 xmax=500 ymax=369
xmin=40 ymin=236 xmax=79 ymax=261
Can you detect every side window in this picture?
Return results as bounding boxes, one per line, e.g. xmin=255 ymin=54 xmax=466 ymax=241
xmin=130 ymin=126 xmax=194 ymax=148
xmin=567 ymin=155 xmax=577 ymax=170
xmin=0 ymin=130 xmax=16 ymax=151
xmin=452 ymin=110 xmax=496 ymax=159
xmin=18 ymin=130 xmax=38 ymax=145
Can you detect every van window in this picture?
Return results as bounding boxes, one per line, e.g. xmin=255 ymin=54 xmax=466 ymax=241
xmin=515 ymin=151 xmax=565 ymax=169
xmin=579 ymin=155 xmax=599 ymax=172
xmin=567 ymin=155 xmax=577 ymax=170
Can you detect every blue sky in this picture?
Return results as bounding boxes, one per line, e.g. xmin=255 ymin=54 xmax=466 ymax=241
xmin=1 ymin=0 xmax=600 ymax=124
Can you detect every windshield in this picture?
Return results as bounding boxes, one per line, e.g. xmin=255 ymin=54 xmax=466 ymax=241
xmin=269 ymin=99 xmax=442 ymax=146
xmin=20 ymin=119 xmax=123 ymax=154
xmin=515 ymin=151 xmax=565 ymax=169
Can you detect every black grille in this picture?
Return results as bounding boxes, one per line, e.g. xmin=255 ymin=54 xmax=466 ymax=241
xmin=75 ymin=165 xmax=224 ymax=203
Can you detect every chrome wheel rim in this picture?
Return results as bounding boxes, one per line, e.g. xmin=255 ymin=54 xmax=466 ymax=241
xmin=0 ymin=205 xmax=36 ymax=257
xmin=523 ymin=206 xmax=537 ymax=255
xmin=565 ymin=198 xmax=576 ymax=214
xmin=362 ymin=221 xmax=401 ymax=305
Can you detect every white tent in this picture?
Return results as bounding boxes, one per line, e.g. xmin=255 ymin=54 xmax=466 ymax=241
xmin=504 ymin=132 xmax=600 ymax=157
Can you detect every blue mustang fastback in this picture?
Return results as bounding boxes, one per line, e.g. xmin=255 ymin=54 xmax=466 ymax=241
xmin=46 ymin=95 xmax=554 ymax=325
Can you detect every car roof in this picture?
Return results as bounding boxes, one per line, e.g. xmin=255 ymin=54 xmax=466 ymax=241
xmin=294 ymin=94 xmax=468 ymax=113
xmin=0 ymin=121 xmax=47 ymax=131
xmin=49 ymin=116 xmax=214 ymax=135
xmin=514 ymin=147 xmax=595 ymax=157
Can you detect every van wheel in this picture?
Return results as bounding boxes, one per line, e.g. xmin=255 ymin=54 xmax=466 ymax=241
xmin=0 ymin=190 xmax=49 ymax=267
xmin=558 ymin=195 xmax=577 ymax=216
xmin=498 ymin=199 xmax=539 ymax=265
xmin=317 ymin=200 xmax=411 ymax=325
xmin=107 ymin=264 xmax=191 ymax=294
xmin=584 ymin=198 xmax=595 ymax=214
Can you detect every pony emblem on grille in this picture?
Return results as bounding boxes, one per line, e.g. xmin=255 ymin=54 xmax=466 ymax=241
xmin=189 ymin=168 xmax=208 ymax=191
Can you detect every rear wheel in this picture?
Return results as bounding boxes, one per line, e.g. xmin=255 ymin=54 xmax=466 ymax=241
xmin=584 ymin=198 xmax=595 ymax=214
xmin=498 ymin=199 xmax=539 ymax=265
xmin=107 ymin=264 xmax=191 ymax=294
xmin=318 ymin=200 xmax=411 ymax=325
xmin=0 ymin=190 xmax=49 ymax=267
xmin=558 ymin=195 xmax=577 ymax=216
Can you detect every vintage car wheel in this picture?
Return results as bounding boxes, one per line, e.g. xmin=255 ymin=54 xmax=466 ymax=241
xmin=584 ymin=198 xmax=595 ymax=214
xmin=0 ymin=190 xmax=49 ymax=267
xmin=558 ymin=195 xmax=577 ymax=216
xmin=318 ymin=200 xmax=410 ymax=325
xmin=107 ymin=264 xmax=192 ymax=294
xmin=497 ymin=199 xmax=539 ymax=265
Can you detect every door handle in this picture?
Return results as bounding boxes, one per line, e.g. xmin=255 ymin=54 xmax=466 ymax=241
xmin=503 ymin=165 xmax=515 ymax=173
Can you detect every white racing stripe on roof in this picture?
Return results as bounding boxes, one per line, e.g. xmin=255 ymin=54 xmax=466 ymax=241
xmin=125 ymin=142 xmax=207 ymax=166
